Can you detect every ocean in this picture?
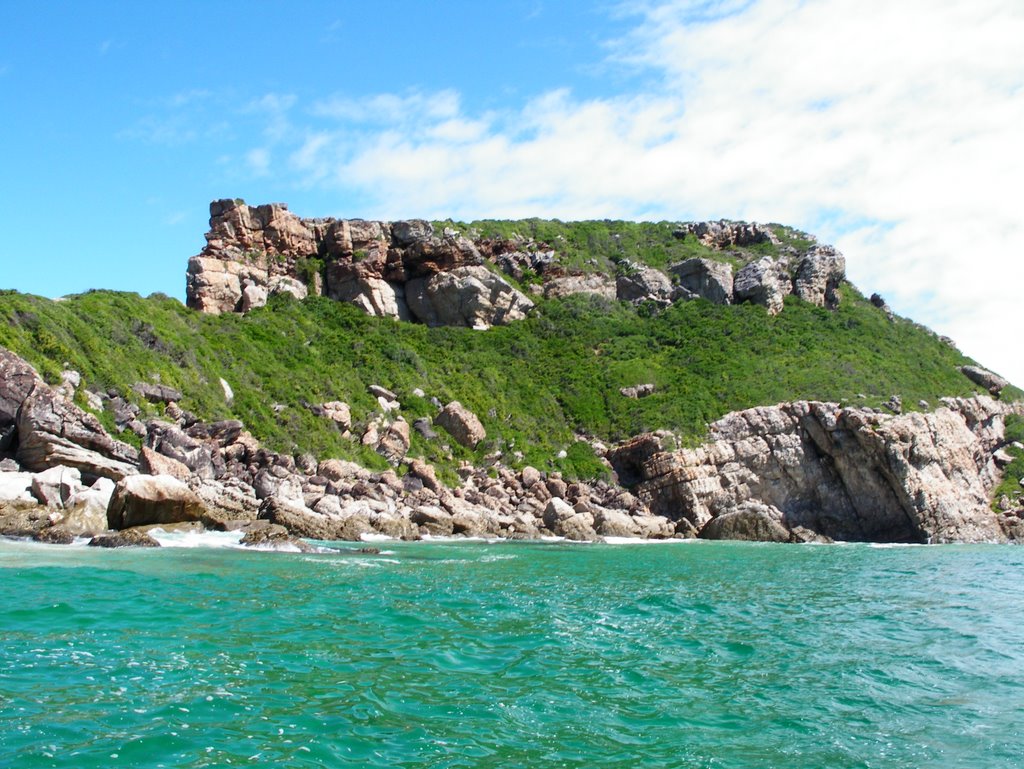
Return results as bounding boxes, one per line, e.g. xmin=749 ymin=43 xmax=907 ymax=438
xmin=2 ymin=535 xmax=1022 ymax=768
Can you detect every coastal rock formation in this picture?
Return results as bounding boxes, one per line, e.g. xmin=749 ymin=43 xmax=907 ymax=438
xmin=187 ymin=200 xmax=532 ymax=328
xmin=186 ymin=201 xmax=849 ymax=325
xmin=793 ymin=246 xmax=845 ymax=309
xmin=675 ymin=221 xmax=780 ymax=249
xmin=733 ymin=257 xmax=792 ymax=315
xmin=435 ymin=402 xmax=486 ymax=449
xmin=670 ymin=259 xmax=734 ymax=305
xmin=961 ymin=366 xmax=1009 ymax=397
xmin=634 ymin=396 xmax=1015 ymax=544
xmin=107 ymin=474 xmax=208 ymax=529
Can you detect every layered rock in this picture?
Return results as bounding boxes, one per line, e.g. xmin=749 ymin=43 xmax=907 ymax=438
xmin=634 ymin=396 xmax=1015 ymax=544
xmin=670 ymin=259 xmax=734 ymax=305
xmin=187 ymin=200 xmax=532 ymax=328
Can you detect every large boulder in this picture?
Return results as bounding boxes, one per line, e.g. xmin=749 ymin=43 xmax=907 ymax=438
xmin=670 ymin=259 xmax=734 ymax=305
xmin=960 ymin=366 xmax=1009 ymax=397
xmin=107 ymin=474 xmax=208 ymax=529
xmin=733 ymin=257 xmax=791 ymax=315
xmin=615 ymin=266 xmax=673 ymax=303
xmin=405 ymin=266 xmax=534 ymax=328
xmin=698 ymin=502 xmax=791 ymax=542
xmin=793 ymin=246 xmax=845 ymax=309
xmin=0 ymin=347 xmax=43 ymax=435
xmin=30 ymin=465 xmax=83 ymax=508
xmin=434 ymin=402 xmax=486 ymax=449
xmin=16 ymin=386 xmax=139 ymax=481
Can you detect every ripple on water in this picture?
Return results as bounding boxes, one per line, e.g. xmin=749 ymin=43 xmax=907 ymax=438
xmin=2 ymin=539 xmax=1024 ymax=768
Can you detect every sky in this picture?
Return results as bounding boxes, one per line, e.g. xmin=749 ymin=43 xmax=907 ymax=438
xmin=2 ymin=0 xmax=1022 ymax=385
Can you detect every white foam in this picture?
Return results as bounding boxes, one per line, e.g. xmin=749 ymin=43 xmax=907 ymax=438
xmin=359 ymin=532 xmax=397 ymax=542
xmin=601 ymin=536 xmax=695 ymax=545
xmin=146 ymin=528 xmax=244 ymax=549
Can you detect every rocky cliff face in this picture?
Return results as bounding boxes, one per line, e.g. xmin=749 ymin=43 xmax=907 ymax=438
xmin=612 ymin=396 xmax=1019 ymax=544
xmin=186 ymin=201 xmax=847 ymax=324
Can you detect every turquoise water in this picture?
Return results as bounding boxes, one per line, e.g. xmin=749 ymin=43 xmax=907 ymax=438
xmin=1 ymin=538 xmax=1023 ymax=768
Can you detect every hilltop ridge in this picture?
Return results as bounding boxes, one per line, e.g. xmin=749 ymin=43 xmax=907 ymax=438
xmin=186 ymin=199 xmax=844 ymax=325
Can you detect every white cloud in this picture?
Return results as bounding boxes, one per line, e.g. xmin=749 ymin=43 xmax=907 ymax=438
xmin=261 ymin=0 xmax=1024 ymax=384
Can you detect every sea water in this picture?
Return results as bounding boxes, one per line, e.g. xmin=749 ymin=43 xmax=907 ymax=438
xmin=1 ymin=536 xmax=1022 ymax=768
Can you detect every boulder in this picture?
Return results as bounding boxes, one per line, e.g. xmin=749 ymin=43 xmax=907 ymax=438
xmin=30 ymin=465 xmax=83 ymax=508
xmin=670 ymin=259 xmax=734 ymax=305
xmin=960 ymin=366 xmax=1009 ymax=397
xmin=88 ymin=529 xmax=162 ymax=548
xmin=616 ymin=266 xmax=673 ymax=303
xmin=239 ymin=523 xmax=313 ymax=552
xmin=0 ymin=471 xmax=36 ymax=503
xmin=542 ymin=274 xmax=617 ymax=300
xmin=377 ymin=419 xmax=411 ymax=463
xmin=132 ymin=382 xmax=184 ymax=404
xmin=16 ymin=386 xmax=139 ymax=481
xmin=140 ymin=447 xmax=192 ymax=481
xmin=107 ymin=474 xmax=208 ymax=529
xmin=258 ymin=496 xmax=341 ymax=540
xmin=698 ymin=502 xmax=792 ymax=542
xmin=60 ymin=477 xmax=116 ymax=536
xmin=405 ymin=266 xmax=534 ymax=328
xmin=593 ymin=508 xmax=641 ymax=538
xmin=410 ymin=505 xmax=455 ymax=536
xmin=733 ymin=257 xmax=790 ymax=315
xmin=793 ymin=246 xmax=845 ymax=309
xmin=435 ymin=402 xmax=486 ymax=449
xmin=620 ymin=384 xmax=655 ymax=399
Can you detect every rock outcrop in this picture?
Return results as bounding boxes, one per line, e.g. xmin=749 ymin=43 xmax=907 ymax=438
xmin=634 ymin=396 xmax=1015 ymax=544
xmin=187 ymin=200 xmax=532 ymax=328
xmin=186 ymin=201 xmax=849 ymax=324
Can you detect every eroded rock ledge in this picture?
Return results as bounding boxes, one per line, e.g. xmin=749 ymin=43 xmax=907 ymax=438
xmin=186 ymin=200 xmax=847 ymax=325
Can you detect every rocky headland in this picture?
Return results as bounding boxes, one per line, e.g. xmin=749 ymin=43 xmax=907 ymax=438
xmin=1 ymin=201 xmax=1021 ymax=548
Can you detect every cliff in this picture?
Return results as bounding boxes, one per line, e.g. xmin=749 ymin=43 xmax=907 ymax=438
xmin=186 ymin=200 xmax=845 ymax=325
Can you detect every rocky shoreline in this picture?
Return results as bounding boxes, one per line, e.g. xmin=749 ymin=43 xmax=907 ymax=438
xmin=2 ymin=343 xmax=1021 ymax=550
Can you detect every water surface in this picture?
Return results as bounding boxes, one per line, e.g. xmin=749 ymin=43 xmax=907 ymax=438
xmin=1 ymin=538 xmax=1022 ymax=768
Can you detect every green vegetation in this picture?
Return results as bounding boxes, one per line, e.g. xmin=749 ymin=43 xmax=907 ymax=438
xmin=0 ymin=279 xmax=989 ymax=481
xmin=992 ymin=414 xmax=1024 ymax=511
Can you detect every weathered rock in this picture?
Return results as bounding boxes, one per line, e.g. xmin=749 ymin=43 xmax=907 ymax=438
xmin=16 ymin=385 xmax=139 ymax=481
xmin=34 ymin=524 xmax=76 ymax=545
xmin=405 ymin=266 xmax=534 ymax=328
xmin=593 ymin=508 xmax=641 ymax=538
xmin=239 ymin=523 xmax=313 ymax=552
xmin=107 ymin=474 xmax=208 ymax=529
xmin=733 ymin=257 xmax=789 ymax=315
xmin=410 ymin=505 xmax=455 ymax=536
xmin=793 ymin=246 xmax=845 ymax=309
xmin=435 ymin=402 xmax=486 ymax=449
xmin=620 ymin=384 xmax=655 ymax=399
xmin=377 ymin=419 xmax=411 ymax=463
xmin=616 ymin=266 xmax=673 ymax=303
xmin=960 ymin=366 xmax=1009 ymax=397
xmin=676 ymin=221 xmax=778 ymax=250
xmin=258 ymin=496 xmax=341 ymax=540
xmin=0 ymin=471 xmax=37 ymax=503
xmin=132 ymin=382 xmax=183 ymax=404
xmin=140 ymin=446 xmax=192 ymax=481
xmin=88 ymin=528 xmax=162 ymax=548
xmin=670 ymin=259 xmax=734 ymax=305
xmin=0 ymin=346 xmax=43 ymax=431
xmin=543 ymin=274 xmax=617 ymax=300
xmin=60 ymin=477 xmax=116 ymax=536
xmin=146 ymin=422 xmax=219 ymax=480
xmin=30 ymin=465 xmax=83 ymax=508
xmin=636 ymin=397 xmax=1011 ymax=544
xmin=698 ymin=502 xmax=791 ymax=542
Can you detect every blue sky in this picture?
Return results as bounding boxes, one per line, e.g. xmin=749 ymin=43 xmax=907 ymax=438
xmin=3 ymin=0 xmax=1023 ymax=386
